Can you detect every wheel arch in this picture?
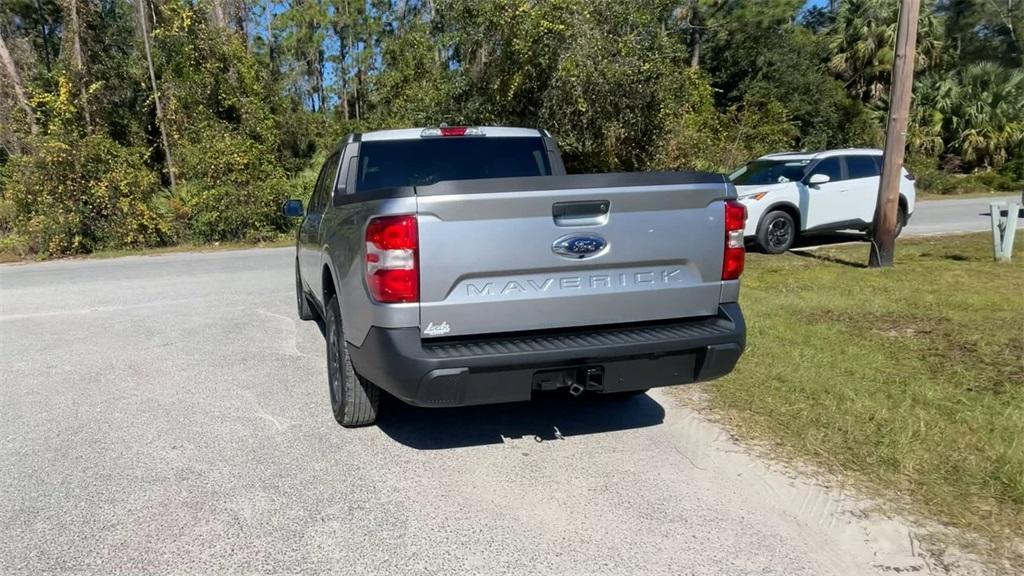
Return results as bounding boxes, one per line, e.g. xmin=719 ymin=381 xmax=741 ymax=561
xmin=755 ymin=202 xmax=802 ymax=233
xmin=321 ymin=261 xmax=339 ymax=312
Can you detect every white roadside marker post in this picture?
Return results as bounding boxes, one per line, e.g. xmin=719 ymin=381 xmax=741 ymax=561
xmin=990 ymin=201 xmax=1020 ymax=262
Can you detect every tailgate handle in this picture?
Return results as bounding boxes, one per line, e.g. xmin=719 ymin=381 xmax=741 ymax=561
xmin=553 ymin=201 xmax=610 ymax=227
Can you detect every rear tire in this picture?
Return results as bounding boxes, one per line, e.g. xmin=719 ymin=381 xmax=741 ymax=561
xmin=894 ymin=205 xmax=907 ymax=238
xmin=756 ymin=210 xmax=796 ymax=254
xmin=325 ymin=295 xmax=379 ymax=427
xmin=867 ymin=205 xmax=908 ymax=239
xmin=296 ymin=260 xmax=316 ymax=321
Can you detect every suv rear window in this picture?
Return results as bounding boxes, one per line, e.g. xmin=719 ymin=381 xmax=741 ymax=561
xmin=845 ymin=156 xmax=880 ymax=179
xmin=356 ymin=137 xmax=551 ymax=193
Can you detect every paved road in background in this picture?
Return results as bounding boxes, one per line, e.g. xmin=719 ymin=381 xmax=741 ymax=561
xmin=905 ymin=194 xmax=1022 ymax=236
xmin=0 ymin=247 xmax=977 ymax=575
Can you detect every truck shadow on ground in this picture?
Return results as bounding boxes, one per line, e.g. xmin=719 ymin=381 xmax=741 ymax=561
xmin=311 ymin=316 xmax=668 ymax=450
xmin=376 ymin=392 xmax=666 ymax=450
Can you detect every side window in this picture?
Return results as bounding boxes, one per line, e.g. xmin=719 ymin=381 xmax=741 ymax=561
xmin=312 ymin=153 xmax=339 ymax=213
xmin=310 ymin=161 xmax=329 ymax=213
xmin=323 ymin=152 xmax=340 ymax=207
xmin=810 ymin=157 xmax=843 ymax=182
xmin=846 ymin=156 xmax=879 ymax=180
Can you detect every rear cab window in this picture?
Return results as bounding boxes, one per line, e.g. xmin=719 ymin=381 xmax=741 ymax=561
xmin=356 ymin=137 xmax=552 ymax=193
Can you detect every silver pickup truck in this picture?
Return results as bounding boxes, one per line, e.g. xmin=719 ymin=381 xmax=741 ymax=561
xmin=283 ymin=126 xmax=747 ymax=426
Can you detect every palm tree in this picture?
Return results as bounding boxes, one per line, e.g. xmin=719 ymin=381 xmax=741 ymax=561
xmin=828 ymin=0 xmax=942 ymax=105
xmin=944 ymin=62 xmax=1024 ymax=167
xmin=912 ymin=62 xmax=1024 ymax=168
xmin=908 ymin=73 xmax=950 ymax=157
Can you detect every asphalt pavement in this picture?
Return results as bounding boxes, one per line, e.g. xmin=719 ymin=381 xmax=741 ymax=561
xmin=904 ymin=194 xmax=1022 ymax=236
xmin=0 ymin=240 xmax=989 ymax=575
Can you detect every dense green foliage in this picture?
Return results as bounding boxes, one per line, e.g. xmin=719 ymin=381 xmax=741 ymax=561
xmin=1 ymin=0 xmax=1022 ymax=257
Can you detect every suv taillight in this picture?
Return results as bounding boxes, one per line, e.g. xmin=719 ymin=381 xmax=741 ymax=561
xmin=365 ymin=215 xmax=418 ymax=303
xmin=722 ymin=200 xmax=746 ymax=281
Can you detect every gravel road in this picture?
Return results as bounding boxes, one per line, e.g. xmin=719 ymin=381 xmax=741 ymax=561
xmin=0 ymin=247 xmax=987 ymax=575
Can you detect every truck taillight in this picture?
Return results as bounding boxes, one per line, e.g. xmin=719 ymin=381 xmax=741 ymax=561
xmin=722 ymin=200 xmax=746 ymax=281
xmin=365 ymin=215 xmax=418 ymax=303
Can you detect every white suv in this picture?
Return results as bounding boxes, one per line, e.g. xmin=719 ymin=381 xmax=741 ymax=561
xmin=729 ymin=149 xmax=916 ymax=253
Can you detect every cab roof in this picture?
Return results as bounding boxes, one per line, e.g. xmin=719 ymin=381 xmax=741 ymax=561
xmin=759 ymin=148 xmax=883 ymax=162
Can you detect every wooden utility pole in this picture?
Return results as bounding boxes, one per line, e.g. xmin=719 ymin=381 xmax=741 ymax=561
xmin=869 ymin=0 xmax=921 ymax=268
xmin=137 ymin=0 xmax=176 ymax=190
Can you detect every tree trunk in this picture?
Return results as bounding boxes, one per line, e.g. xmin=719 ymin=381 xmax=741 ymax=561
xmin=355 ymin=66 xmax=362 ymax=121
xmin=317 ymin=46 xmax=326 ymax=112
xmin=35 ymin=0 xmax=54 ymax=74
xmin=138 ymin=0 xmax=176 ymax=190
xmin=0 ymin=28 xmax=37 ymax=134
xmin=344 ymin=0 xmax=355 ymax=121
xmin=66 ymin=0 xmax=92 ymax=130
xmin=690 ymin=30 xmax=701 ymax=68
xmin=471 ymin=44 xmax=488 ymax=80
xmin=689 ymin=1 xmax=702 ymax=69
xmin=268 ymin=11 xmax=279 ymax=86
xmin=211 ymin=0 xmax=228 ymax=28
xmin=332 ymin=20 xmax=350 ymax=120
xmin=234 ymin=0 xmax=249 ymax=43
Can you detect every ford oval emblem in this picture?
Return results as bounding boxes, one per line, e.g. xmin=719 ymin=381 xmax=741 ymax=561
xmin=552 ymin=234 xmax=608 ymax=259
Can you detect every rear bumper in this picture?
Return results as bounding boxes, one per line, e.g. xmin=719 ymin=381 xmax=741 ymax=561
xmin=347 ymin=303 xmax=746 ymax=407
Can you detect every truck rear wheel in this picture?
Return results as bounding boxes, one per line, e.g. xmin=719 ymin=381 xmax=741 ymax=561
xmin=296 ymin=260 xmax=316 ymax=321
xmin=325 ymin=295 xmax=379 ymax=427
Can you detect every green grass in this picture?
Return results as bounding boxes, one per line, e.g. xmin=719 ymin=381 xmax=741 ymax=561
xmin=690 ymin=233 xmax=1023 ymax=561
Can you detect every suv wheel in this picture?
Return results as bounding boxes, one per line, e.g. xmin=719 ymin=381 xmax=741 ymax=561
xmin=296 ymin=260 xmax=316 ymax=321
xmin=894 ymin=205 xmax=907 ymax=238
xmin=868 ymin=205 xmax=908 ymax=239
xmin=325 ymin=295 xmax=379 ymax=427
xmin=757 ymin=210 xmax=796 ymax=254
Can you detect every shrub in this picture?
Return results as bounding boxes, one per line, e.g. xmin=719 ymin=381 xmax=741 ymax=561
xmin=175 ymin=121 xmax=285 ymax=189
xmin=166 ymin=181 xmax=290 ymax=244
xmin=0 ymin=135 xmax=166 ymax=257
xmin=151 ymin=120 xmax=299 ymax=244
xmin=971 ymin=168 xmax=1024 ymax=192
xmin=907 ymin=155 xmax=1024 ymax=196
xmin=653 ymin=74 xmax=798 ymax=174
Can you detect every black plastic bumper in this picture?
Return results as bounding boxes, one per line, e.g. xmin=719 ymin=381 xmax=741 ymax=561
xmin=347 ymin=303 xmax=746 ymax=407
